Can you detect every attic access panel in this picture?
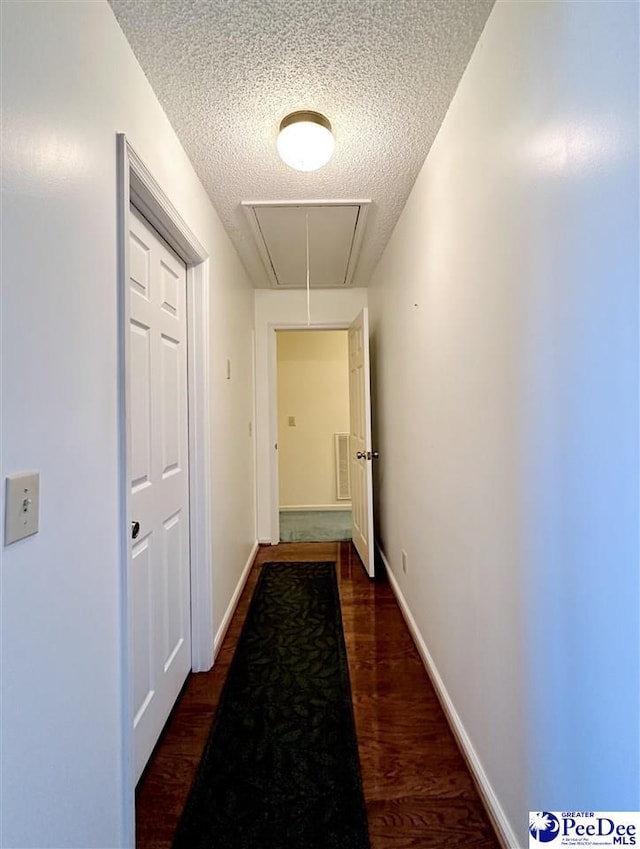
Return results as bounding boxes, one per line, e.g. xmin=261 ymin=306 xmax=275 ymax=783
xmin=243 ymin=201 xmax=370 ymax=288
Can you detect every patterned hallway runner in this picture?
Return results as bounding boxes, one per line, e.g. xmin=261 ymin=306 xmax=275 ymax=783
xmin=172 ymin=561 xmax=370 ymax=849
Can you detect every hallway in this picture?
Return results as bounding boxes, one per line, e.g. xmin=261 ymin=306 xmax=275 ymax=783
xmin=2 ymin=4 xmax=638 ymax=846
xmin=136 ymin=543 xmax=500 ymax=849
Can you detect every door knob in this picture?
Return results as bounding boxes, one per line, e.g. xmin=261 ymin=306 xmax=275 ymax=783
xmin=131 ymin=520 xmax=140 ymax=540
xmin=356 ymin=450 xmax=380 ymax=461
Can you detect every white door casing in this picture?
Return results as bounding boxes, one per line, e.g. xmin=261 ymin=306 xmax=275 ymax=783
xmin=349 ymin=308 xmax=375 ymax=577
xmin=128 ymin=205 xmax=191 ymax=782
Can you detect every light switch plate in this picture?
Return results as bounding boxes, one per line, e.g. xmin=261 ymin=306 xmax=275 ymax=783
xmin=5 ymin=472 xmax=40 ymax=545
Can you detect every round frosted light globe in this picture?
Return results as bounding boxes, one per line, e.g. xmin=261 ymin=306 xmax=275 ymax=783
xmin=277 ymin=111 xmax=335 ymax=172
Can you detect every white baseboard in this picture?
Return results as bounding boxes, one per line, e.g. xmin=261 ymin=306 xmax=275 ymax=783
xmin=279 ymin=504 xmax=352 ymax=512
xmin=376 ymin=541 xmax=522 ymax=849
xmin=213 ymin=540 xmax=258 ymax=660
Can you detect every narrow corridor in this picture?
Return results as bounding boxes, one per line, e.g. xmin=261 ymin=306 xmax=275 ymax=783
xmin=136 ymin=542 xmax=500 ymax=849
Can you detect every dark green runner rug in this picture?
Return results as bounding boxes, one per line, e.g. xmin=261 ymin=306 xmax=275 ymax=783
xmin=172 ymin=561 xmax=370 ymax=849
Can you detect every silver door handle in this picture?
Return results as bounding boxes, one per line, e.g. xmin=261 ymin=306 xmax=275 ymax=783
xmin=356 ymin=451 xmax=380 ymax=460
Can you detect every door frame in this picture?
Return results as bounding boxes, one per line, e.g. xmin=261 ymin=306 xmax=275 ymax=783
xmin=116 ymin=135 xmax=213 ymax=839
xmin=267 ymin=322 xmax=350 ymax=543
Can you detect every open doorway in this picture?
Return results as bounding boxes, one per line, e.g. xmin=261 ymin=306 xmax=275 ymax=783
xmin=276 ymin=329 xmax=351 ymax=542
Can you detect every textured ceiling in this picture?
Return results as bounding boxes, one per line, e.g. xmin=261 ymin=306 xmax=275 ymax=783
xmin=109 ymin=0 xmax=494 ymax=288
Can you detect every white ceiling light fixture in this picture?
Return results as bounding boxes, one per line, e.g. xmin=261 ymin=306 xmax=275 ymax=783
xmin=277 ymin=110 xmax=335 ymax=172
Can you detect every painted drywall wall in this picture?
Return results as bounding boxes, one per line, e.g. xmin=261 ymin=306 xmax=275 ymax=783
xmin=368 ymin=2 xmax=639 ymax=846
xmin=277 ymin=331 xmax=350 ymax=509
xmin=1 ymin=2 xmax=255 ymax=847
xmin=254 ymin=288 xmax=367 ymax=542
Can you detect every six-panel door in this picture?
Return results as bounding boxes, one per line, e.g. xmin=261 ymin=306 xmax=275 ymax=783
xmin=128 ymin=205 xmax=191 ymax=783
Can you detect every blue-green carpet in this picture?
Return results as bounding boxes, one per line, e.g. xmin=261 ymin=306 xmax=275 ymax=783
xmin=279 ymin=510 xmax=352 ymax=542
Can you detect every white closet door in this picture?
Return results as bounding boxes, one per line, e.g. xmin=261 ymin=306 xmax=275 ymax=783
xmin=128 ymin=205 xmax=191 ymax=782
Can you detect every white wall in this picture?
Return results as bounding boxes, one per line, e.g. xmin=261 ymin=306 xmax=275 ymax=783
xmin=255 ymin=288 xmax=367 ymax=541
xmin=368 ymin=2 xmax=639 ymax=847
xmin=1 ymin=3 xmax=256 ymax=847
xmin=277 ymin=331 xmax=350 ymax=509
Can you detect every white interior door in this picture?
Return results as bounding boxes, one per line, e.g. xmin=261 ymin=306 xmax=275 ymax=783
xmin=349 ymin=308 xmax=375 ymax=577
xmin=128 ymin=205 xmax=191 ymax=782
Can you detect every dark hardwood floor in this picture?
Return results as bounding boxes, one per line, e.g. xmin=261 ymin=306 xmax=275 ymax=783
xmin=135 ymin=542 xmax=501 ymax=849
